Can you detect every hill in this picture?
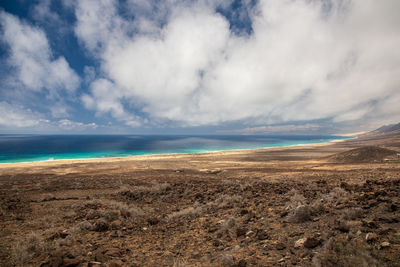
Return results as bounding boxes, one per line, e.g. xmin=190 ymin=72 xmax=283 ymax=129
xmin=326 ymin=146 xmax=399 ymax=163
xmin=374 ymin=122 xmax=400 ymax=133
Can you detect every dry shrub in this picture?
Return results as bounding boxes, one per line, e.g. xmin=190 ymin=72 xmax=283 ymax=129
xmin=220 ymin=253 xmax=235 ymax=266
xmin=313 ymin=237 xmax=388 ymax=267
xmin=323 ymin=187 xmax=349 ymax=206
xmin=10 ymin=233 xmax=43 ymax=266
xmin=288 ymin=205 xmax=314 ymax=223
xmin=74 ymin=199 xmax=146 ymax=222
xmin=71 ymin=200 xmax=102 ymax=211
xmin=118 ymin=182 xmax=171 ymax=198
xmin=206 ymin=195 xmax=242 ymax=209
xmin=284 ymin=190 xmax=314 ymax=223
xmin=73 ymin=220 xmax=93 ymax=232
xmin=173 ymin=256 xmax=188 ymax=267
xmin=40 ymin=193 xmax=56 ymax=202
xmin=221 ymin=217 xmax=236 ymax=232
xmin=168 ymin=204 xmax=204 ymax=220
xmin=341 ymin=208 xmax=364 ymax=220
xmin=285 ymin=189 xmax=307 ymax=210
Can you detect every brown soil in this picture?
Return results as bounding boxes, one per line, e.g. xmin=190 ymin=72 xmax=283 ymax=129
xmin=0 ymin=132 xmax=400 ymax=266
xmin=326 ymin=146 xmax=399 ymax=163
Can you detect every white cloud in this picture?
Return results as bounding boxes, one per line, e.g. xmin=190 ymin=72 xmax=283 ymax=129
xmin=0 ymin=10 xmax=80 ymax=94
xmin=81 ymin=78 xmax=141 ymax=126
xmin=32 ymin=0 xmax=61 ymax=24
xmin=74 ymin=0 xmax=400 ymax=128
xmin=0 ymin=102 xmax=46 ymax=128
xmin=58 ymin=119 xmax=98 ymax=130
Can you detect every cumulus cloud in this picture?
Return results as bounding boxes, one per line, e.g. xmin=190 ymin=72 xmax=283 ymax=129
xmin=0 ymin=10 xmax=80 ymax=94
xmin=81 ymin=79 xmax=142 ymax=126
xmin=0 ymin=101 xmax=99 ymax=132
xmin=74 ymin=0 xmax=400 ymax=128
xmin=0 ymin=102 xmax=47 ymax=128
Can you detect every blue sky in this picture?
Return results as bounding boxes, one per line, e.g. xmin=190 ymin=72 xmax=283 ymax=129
xmin=0 ymin=0 xmax=399 ymax=134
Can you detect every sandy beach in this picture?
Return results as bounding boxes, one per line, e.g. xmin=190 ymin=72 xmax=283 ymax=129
xmin=0 ymin=135 xmax=355 ymax=170
xmin=1 ymin=131 xmax=399 ymax=266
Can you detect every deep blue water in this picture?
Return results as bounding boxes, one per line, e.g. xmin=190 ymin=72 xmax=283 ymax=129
xmin=0 ymin=135 xmax=351 ymax=163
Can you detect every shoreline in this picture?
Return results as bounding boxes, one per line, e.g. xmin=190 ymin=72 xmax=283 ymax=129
xmin=0 ymin=135 xmax=356 ymax=168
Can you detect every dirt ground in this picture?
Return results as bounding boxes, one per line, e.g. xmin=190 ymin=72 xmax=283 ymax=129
xmin=0 ymin=132 xmax=399 ymax=266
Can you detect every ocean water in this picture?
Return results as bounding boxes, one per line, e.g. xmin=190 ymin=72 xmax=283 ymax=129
xmin=0 ymin=134 xmax=351 ymax=163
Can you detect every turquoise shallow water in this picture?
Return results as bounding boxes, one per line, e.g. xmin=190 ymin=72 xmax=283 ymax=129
xmin=0 ymin=135 xmax=353 ymax=163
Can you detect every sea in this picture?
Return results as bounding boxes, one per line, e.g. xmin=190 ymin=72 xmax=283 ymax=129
xmin=0 ymin=134 xmax=352 ymax=163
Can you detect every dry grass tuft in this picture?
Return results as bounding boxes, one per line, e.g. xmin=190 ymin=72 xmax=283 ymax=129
xmin=118 ymin=182 xmax=171 ymax=198
xmin=10 ymin=233 xmax=44 ymax=266
xmin=313 ymin=237 xmax=389 ymax=267
xmin=168 ymin=204 xmax=204 ymax=220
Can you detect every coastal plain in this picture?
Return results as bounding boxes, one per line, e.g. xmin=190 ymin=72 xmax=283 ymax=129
xmin=1 ymin=131 xmax=400 ymax=266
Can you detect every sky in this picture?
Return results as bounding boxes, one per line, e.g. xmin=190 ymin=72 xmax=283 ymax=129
xmin=0 ymin=0 xmax=399 ymax=135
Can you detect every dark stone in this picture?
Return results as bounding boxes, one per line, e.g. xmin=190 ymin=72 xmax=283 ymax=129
xmin=240 ymin=209 xmax=249 ymax=216
xmin=63 ymin=258 xmax=80 ymax=267
xmin=104 ymin=247 xmax=122 ymax=257
xmin=95 ymin=251 xmax=108 ymax=262
xmin=94 ymin=219 xmax=109 ymax=232
xmin=237 ymin=259 xmax=247 ymax=267
xmin=275 ymin=242 xmax=286 ymax=250
xmin=213 ymin=240 xmax=222 ymax=247
xmin=256 ymin=229 xmax=269 ymax=240
xmin=304 ymin=237 xmax=321 ymax=249
xmin=236 ymin=227 xmax=247 ymax=237
xmin=336 ymin=220 xmax=350 ymax=232
xmin=389 ymin=203 xmax=398 ymax=212
xmin=147 ymin=217 xmax=159 ymax=225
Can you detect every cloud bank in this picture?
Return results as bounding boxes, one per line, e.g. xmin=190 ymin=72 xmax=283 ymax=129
xmin=74 ymin=0 xmax=400 ymax=128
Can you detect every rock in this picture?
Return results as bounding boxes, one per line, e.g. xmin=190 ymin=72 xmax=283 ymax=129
xmin=236 ymin=227 xmax=247 ymax=237
xmin=59 ymin=230 xmax=69 ymax=238
xmin=94 ymin=251 xmax=107 ymax=262
xmin=221 ymin=253 xmax=234 ymax=266
xmin=294 ymin=238 xmax=307 ymax=248
xmin=380 ymin=241 xmax=390 ymax=249
xmin=110 ymin=220 xmax=122 ymax=229
xmin=63 ymin=258 xmax=80 ymax=267
xmin=240 ymin=209 xmax=249 ymax=216
xmin=288 ymin=205 xmax=313 ymax=223
xmin=237 ymin=259 xmax=247 ymax=267
xmin=75 ymin=220 xmax=93 ymax=231
xmin=275 ymin=242 xmax=286 ymax=250
xmin=46 ymin=256 xmax=63 ymax=267
xmin=278 ymin=256 xmax=290 ymax=263
xmin=365 ymin=232 xmax=378 ymax=242
xmin=147 ymin=217 xmax=159 ymax=225
xmin=109 ymin=259 xmax=124 ymax=267
xmin=304 ymin=237 xmax=321 ymax=249
xmin=336 ymin=220 xmax=350 ymax=232
xmin=388 ymin=203 xmax=398 ymax=212
xmin=104 ymin=247 xmax=122 ymax=257
xmin=94 ymin=219 xmax=109 ymax=232
xmin=213 ymin=240 xmax=222 ymax=247
xmin=245 ymin=230 xmax=254 ymax=237
xmin=280 ymin=210 xmax=288 ymax=218
xmin=362 ymin=219 xmax=379 ymax=229
xmin=256 ymin=229 xmax=269 ymax=240
xmin=87 ymin=262 xmax=102 ymax=267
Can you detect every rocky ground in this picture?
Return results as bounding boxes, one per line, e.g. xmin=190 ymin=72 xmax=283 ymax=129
xmin=0 ymin=133 xmax=400 ymax=266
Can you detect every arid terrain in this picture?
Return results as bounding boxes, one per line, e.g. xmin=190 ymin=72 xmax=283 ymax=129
xmin=1 ymin=129 xmax=400 ymax=266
